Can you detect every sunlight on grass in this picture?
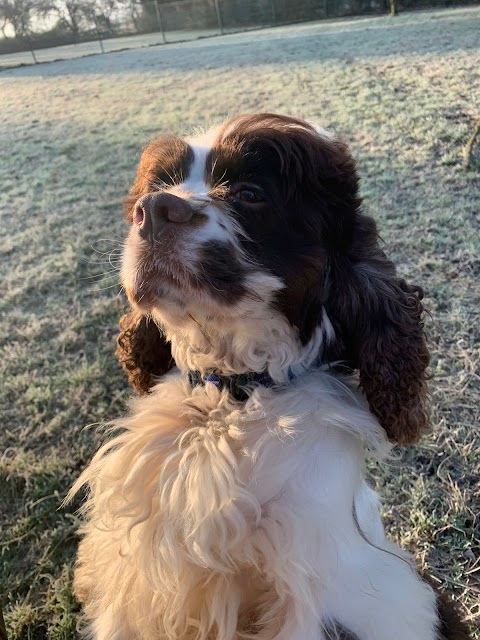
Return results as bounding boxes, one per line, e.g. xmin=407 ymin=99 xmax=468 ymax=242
xmin=1 ymin=6 xmax=479 ymax=638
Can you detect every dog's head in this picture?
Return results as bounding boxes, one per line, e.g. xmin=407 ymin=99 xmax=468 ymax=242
xmin=117 ymin=113 xmax=429 ymax=444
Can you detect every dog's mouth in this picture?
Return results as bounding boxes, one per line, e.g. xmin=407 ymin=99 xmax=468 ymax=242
xmin=124 ymin=249 xmax=249 ymax=313
xmin=123 ymin=250 xmax=195 ymax=310
xmin=122 ymin=237 xmax=210 ymax=313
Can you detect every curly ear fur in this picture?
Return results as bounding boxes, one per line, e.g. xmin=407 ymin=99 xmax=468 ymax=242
xmin=357 ymin=275 xmax=429 ymax=445
xmin=327 ymin=211 xmax=430 ymax=445
xmin=282 ymin=129 xmax=431 ymax=446
xmin=116 ymin=312 xmax=174 ymax=394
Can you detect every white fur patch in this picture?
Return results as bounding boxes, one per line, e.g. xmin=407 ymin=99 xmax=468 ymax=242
xmin=321 ymin=307 xmax=335 ymax=345
xmin=172 ymin=143 xmax=210 ymax=198
xmin=165 ymin=137 xmax=255 ymax=274
xmin=71 ymin=371 xmax=437 ymax=640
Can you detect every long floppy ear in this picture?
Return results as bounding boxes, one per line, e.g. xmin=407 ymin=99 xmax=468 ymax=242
xmin=327 ymin=212 xmax=430 ymax=445
xmin=283 ymin=126 xmax=430 ymax=444
xmin=116 ymin=311 xmax=174 ymax=394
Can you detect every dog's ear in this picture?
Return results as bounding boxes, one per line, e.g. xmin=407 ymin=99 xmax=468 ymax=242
xmin=326 ymin=212 xmax=430 ymax=445
xmin=293 ymin=130 xmax=429 ymax=445
xmin=116 ymin=311 xmax=174 ymax=394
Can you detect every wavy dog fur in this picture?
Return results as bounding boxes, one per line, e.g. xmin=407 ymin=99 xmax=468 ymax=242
xmin=73 ymin=114 xmax=470 ymax=639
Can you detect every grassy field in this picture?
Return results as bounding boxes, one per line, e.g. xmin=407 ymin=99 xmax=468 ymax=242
xmin=1 ymin=6 xmax=479 ymax=638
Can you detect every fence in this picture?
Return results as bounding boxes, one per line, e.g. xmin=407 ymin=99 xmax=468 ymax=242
xmin=0 ymin=0 xmax=477 ymax=68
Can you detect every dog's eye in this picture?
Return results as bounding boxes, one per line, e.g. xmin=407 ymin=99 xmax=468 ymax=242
xmin=233 ymin=188 xmax=264 ymax=204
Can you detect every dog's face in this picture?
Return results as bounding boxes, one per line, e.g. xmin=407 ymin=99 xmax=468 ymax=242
xmin=118 ymin=114 xmax=429 ymax=445
xmin=122 ymin=115 xmax=355 ymax=336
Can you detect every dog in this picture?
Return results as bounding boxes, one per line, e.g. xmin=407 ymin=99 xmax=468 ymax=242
xmin=71 ymin=114 xmax=470 ymax=639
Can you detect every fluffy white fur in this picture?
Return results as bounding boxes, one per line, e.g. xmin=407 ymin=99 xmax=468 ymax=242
xmin=71 ymin=371 xmax=438 ymax=640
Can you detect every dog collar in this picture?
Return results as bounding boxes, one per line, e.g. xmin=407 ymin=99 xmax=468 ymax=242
xmin=188 ymin=369 xmax=294 ymax=401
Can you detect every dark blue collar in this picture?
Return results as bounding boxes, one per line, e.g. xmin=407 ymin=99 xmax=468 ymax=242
xmin=188 ymin=369 xmax=294 ymax=401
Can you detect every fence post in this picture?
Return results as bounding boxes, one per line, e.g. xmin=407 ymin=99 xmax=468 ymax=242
xmin=214 ymin=0 xmax=224 ymax=35
xmin=25 ymin=35 xmax=37 ymax=63
xmin=154 ymin=0 xmax=167 ymax=44
xmin=270 ymin=0 xmax=277 ymax=26
xmin=96 ymin=28 xmax=105 ymax=53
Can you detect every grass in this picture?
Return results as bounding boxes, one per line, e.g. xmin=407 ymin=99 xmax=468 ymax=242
xmin=1 ymin=6 xmax=479 ymax=638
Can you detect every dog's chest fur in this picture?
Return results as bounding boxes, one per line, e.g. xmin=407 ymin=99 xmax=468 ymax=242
xmin=73 ymin=371 xmax=438 ymax=640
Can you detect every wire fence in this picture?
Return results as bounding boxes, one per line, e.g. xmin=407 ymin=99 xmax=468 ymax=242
xmin=0 ymin=0 xmax=476 ymax=69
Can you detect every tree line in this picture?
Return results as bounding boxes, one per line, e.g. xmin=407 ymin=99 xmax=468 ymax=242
xmin=0 ymin=0 xmax=476 ymax=48
xmin=0 ymin=0 xmax=151 ymax=39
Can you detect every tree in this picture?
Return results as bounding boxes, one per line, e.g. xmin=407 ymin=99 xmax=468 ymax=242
xmin=0 ymin=0 xmax=39 ymax=37
xmin=82 ymin=0 xmax=117 ymax=33
xmin=38 ymin=0 xmax=87 ymax=36
xmin=37 ymin=0 xmax=123 ymax=37
xmin=0 ymin=12 xmax=9 ymax=36
xmin=389 ymin=0 xmax=398 ymax=17
xmin=118 ymin=0 xmax=141 ymax=30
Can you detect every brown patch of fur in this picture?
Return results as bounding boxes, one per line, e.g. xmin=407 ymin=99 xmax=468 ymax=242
xmin=116 ymin=311 xmax=174 ymax=394
xmin=422 ymin=574 xmax=472 ymax=640
xmin=435 ymin=591 xmax=472 ymax=640
xmin=326 ymin=209 xmax=430 ymax=444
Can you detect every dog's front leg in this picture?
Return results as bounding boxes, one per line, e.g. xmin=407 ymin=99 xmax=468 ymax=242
xmin=323 ymin=540 xmax=439 ymax=640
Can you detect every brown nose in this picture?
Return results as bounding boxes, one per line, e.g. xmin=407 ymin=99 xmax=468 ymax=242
xmin=134 ymin=192 xmax=194 ymax=240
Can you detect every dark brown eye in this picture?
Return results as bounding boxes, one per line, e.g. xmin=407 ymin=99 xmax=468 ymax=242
xmin=234 ymin=188 xmax=264 ymax=203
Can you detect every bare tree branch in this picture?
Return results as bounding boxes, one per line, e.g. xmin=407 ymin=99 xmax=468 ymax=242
xmin=0 ymin=0 xmax=40 ymax=37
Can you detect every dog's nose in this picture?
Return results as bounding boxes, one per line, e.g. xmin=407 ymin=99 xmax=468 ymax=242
xmin=134 ymin=193 xmax=194 ymax=240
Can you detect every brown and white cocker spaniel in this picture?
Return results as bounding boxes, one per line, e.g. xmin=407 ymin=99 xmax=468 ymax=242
xmin=71 ymin=114 xmax=470 ymax=640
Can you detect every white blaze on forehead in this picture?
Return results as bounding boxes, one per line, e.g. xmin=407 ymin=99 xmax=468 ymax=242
xmin=165 ymin=131 xmax=243 ymax=255
xmin=175 ymin=144 xmax=210 ymax=196
xmin=170 ymin=126 xmax=220 ymax=197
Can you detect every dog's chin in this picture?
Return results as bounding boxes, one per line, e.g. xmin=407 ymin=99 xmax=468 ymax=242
xmin=124 ymin=240 xmax=255 ymax=319
xmin=125 ymin=266 xmax=242 ymax=322
xmin=127 ymin=270 xmax=195 ymax=312
xmin=123 ymin=235 xmax=197 ymax=307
